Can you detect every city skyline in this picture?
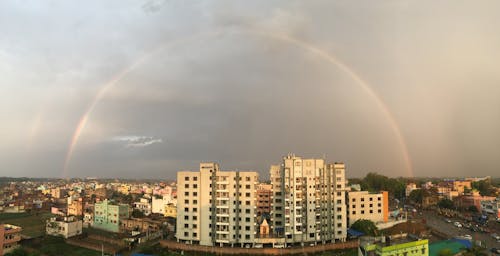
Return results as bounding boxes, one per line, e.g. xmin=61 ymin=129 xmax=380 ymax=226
xmin=2 ymin=1 xmax=500 ymax=179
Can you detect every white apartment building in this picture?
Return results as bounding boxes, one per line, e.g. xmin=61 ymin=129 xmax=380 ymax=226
xmin=270 ymin=154 xmax=347 ymax=246
xmin=46 ymin=216 xmax=83 ymax=238
xmin=152 ymin=195 xmax=176 ymax=215
xmin=133 ymin=198 xmax=152 ymax=216
xmin=347 ymin=191 xmax=388 ymax=226
xmin=176 ymin=162 xmax=259 ymax=247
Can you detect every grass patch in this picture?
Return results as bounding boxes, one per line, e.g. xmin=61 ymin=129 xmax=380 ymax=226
xmin=0 ymin=212 xmax=55 ymax=238
xmin=24 ymin=236 xmax=102 ymax=256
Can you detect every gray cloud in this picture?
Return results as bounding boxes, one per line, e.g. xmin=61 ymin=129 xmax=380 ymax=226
xmin=1 ymin=1 xmax=500 ymax=179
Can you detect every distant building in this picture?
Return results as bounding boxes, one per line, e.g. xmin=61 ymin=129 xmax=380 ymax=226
xmin=133 ymin=198 xmax=152 ymax=216
xmin=480 ymin=197 xmax=500 ymax=215
xmin=359 ymin=236 xmax=429 ymax=256
xmin=0 ymin=224 xmax=22 ymax=255
xmin=176 ymin=162 xmax=259 ymax=247
xmin=51 ymin=188 xmax=68 ymax=199
xmin=455 ymin=191 xmax=496 ymax=212
xmin=93 ymin=199 xmax=129 ymax=233
xmin=164 ymin=203 xmax=177 ymax=218
xmin=67 ymin=197 xmax=84 ymax=216
xmin=405 ymin=183 xmax=418 ymax=197
xmin=256 ymin=183 xmax=272 ymax=217
xmin=46 ymin=216 xmax=83 ymax=238
xmin=121 ymin=218 xmax=164 ymax=234
xmin=347 ymin=191 xmax=389 ymax=226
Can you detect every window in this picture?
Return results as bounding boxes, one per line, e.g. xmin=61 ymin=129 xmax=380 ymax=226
xmin=245 ymin=192 xmax=250 ymax=197
xmin=193 ymin=216 xmax=197 ymax=220
xmin=193 ymin=232 xmax=197 ymax=237
xmin=185 ymin=200 xmax=189 ymax=204
xmin=184 ymin=232 xmax=189 ymax=237
xmin=185 ymin=177 xmax=189 ymax=181
xmin=246 ymin=185 xmax=251 ymax=189
xmin=185 ymin=184 xmax=189 ymax=189
xmin=193 ymin=176 xmax=198 ymax=181
xmin=184 ymin=192 xmax=189 ymax=196
xmin=184 ymin=224 xmax=189 ymax=228
xmin=193 ymin=192 xmax=197 ymax=196
xmin=193 ymin=184 xmax=198 ymax=189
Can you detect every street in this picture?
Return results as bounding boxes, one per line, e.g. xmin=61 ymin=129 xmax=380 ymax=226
xmin=422 ymin=210 xmax=500 ymax=250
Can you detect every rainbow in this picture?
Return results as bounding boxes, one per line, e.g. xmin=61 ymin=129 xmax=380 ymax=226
xmin=62 ymin=28 xmax=413 ymax=178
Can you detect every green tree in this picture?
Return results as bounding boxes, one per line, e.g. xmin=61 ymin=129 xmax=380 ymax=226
xmin=409 ymin=189 xmax=425 ymax=204
xmin=468 ymin=205 xmax=478 ymax=212
xmin=462 ymin=245 xmax=488 ymax=256
xmin=472 ymin=180 xmax=494 ymax=196
xmin=437 ymin=199 xmax=454 ymax=209
xmin=351 ymin=219 xmax=378 ymax=236
xmin=132 ymin=208 xmax=145 ymax=218
xmin=5 ymin=248 xmax=29 ymax=256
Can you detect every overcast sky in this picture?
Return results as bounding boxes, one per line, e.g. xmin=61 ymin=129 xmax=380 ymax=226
xmin=1 ymin=1 xmax=499 ymax=179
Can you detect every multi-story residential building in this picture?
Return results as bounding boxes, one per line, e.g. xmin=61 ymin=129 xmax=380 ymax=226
xmin=152 ymin=195 xmax=176 ymax=215
xmin=270 ymin=154 xmax=347 ymax=246
xmin=455 ymin=191 xmax=496 ymax=212
xmin=452 ymin=180 xmax=471 ymax=194
xmin=359 ymin=236 xmax=429 ymax=256
xmin=164 ymin=203 xmax=177 ymax=218
xmin=176 ymin=162 xmax=259 ymax=247
xmin=46 ymin=216 xmax=83 ymax=238
xmin=347 ymin=191 xmax=389 ymax=226
xmin=133 ymin=198 xmax=152 ymax=216
xmin=480 ymin=197 xmax=500 ymax=215
xmin=256 ymin=183 xmax=272 ymax=217
xmin=93 ymin=199 xmax=129 ymax=233
xmin=67 ymin=197 xmax=84 ymax=216
xmin=0 ymin=224 xmax=22 ymax=255
xmin=405 ymin=183 xmax=418 ymax=197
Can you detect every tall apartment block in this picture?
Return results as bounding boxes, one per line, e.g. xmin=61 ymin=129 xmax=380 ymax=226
xmin=176 ymin=163 xmax=259 ymax=247
xmin=256 ymin=183 xmax=272 ymax=217
xmin=270 ymin=154 xmax=347 ymax=246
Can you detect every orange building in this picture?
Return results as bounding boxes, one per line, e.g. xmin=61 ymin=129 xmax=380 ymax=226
xmin=0 ymin=224 xmax=22 ymax=255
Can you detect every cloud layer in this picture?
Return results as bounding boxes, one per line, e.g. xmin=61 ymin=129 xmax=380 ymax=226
xmin=1 ymin=1 xmax=500 ymax=179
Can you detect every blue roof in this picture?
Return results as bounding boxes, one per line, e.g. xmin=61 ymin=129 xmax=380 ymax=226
xmin=348 ymin=228 xmax=365 ymax=237
xmin=451 ymin=238 xmax=472 ymax=249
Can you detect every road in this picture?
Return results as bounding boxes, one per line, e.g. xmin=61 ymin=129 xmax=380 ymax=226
xmin=422 ymin=211 xmax=500 ymax=250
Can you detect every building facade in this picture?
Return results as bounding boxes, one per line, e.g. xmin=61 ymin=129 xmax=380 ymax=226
xmin=93 ymin=199 xmax=129 ymax=233
xmin=0 ymin=224 xmax=22 ymax=255
xmin=256 ymin=183 xmax=272 ymax=217
xmin=347 ymin=191 xmax=389 ymax=226
xmin=176 ymin=162 xmax=259 ymax=247
xmin=46 ymin=216 xmax=83 ymax=238
xmin=67 ymin=197 xmax=84 ymax=216
xmin=270 ymin=154 xmax=347 ymax=245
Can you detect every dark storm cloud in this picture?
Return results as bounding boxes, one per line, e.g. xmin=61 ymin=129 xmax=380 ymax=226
xmin=1 ymin=1 xmax=500 ymax=179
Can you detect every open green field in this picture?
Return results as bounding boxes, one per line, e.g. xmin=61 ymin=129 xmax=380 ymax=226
xmin=0 ymin=212 xmax=55 ymax=238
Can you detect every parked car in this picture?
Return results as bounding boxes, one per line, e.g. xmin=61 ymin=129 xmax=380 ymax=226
xmin=491 ymin=248 xmax=500 ymax=254
xmin=454 ymin=222 xmax=462 ymax=228
xmin=492 ymin=233 xmax=500 ymax=241
xmin=444 ymin=218 xmax=452 ymax=223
